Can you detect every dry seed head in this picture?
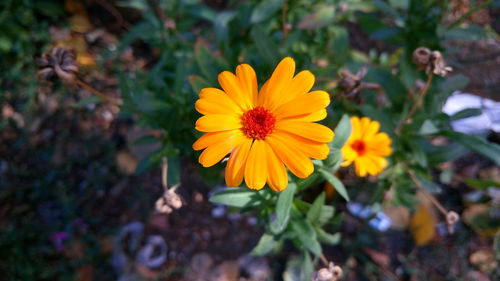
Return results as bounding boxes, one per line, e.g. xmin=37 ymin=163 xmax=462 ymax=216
xmin=412 ymin=47 xmax=452 ymax=77
xmin=37 ymin=46 xmax=79 ymax=84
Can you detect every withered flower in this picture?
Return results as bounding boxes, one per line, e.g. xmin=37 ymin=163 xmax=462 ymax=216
xmin=37 ymin=46 xmax=79 ymax=84
xmin=412 ymin=47 xmax=452 ymax=77
xmin=338 ymin=68 xmax=384 ymax=105
xmin=155 ymin=184 xmax=183 ymax=214
xmin=312 ymin=262 xmax=343 ymax=281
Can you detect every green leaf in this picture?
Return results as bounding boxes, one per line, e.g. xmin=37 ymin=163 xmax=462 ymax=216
xmin=441 ymin=131 xmax=500 ymax=166
xmin=316 ymin=228 xmax=341 ymax=245
xmin=188 ymin=75 xmax=211 ymax=94
xmin=251 ymin=233 xmax=277 ymax=256
xmin=209 ymin=187 xmax=260 ymax=208
xmin=419 ymin=120 xmax=439 ymax=135
xmin=306 ymin=192 xmax=325 ymax=224
xmin=318 ymin=205 xmax=335 ymax=226
xmin=464 ymin=178 xmax=500 ymax=190
xmin=297 ymin=4 xmax=335 ymax=30
xmin=167 ymin=157 xmax=181 ymax=186
xmin=250 ymin=25 xmax=279 ymax=66
xmin=450 ymin=108 xmax=482 ymax=121
xmin=214 ymin=11 xmax=237 ymax=42
xmin=195 ymin=44 xmax=218 ymax=81
xmin=319 ymin=169 xmax=350 ymax=201
xmin=331 ymin=114 xmax=351 ymax=149
xmin=324 ymin=148 xmax=343 ymax=170
xmin=291 ymin=218 xmax=321 ymax=256
xmin=270 ymin=183 xmax=297 ymax=234
xmin=250 ymin=0 xmax=283 ymax=23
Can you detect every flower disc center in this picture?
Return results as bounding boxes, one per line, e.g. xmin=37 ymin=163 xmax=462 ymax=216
xmin=351 ymin=140 xmax=367 ymax=156
xmin=241 ymin=106 xmax=276 ymax=140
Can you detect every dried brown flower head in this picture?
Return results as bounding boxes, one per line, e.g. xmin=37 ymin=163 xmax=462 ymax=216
xmin=338 ymin=68 xmax=384 ymax=105
xmin=412 ymin=47 xmax=452 ymax=77
xmin=312 ymin=262 xmax=343 ymax=281
xmin=155 ymin=184 xmax=183 ymax=214
xmin=37 ymin=46 xmax=79 ymax=84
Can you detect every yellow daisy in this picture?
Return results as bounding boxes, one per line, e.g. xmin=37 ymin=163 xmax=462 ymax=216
xmin=193 ymin=57 xmax=334 ymax=191
xmin=341 ymin=116 xmax=392 ymax=177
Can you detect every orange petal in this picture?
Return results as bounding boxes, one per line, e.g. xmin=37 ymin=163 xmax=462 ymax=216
xmin=244 ymin=140 xmax=267 ymax=190
xmin=274 ymin=90 xmax=330 ymax=120
xmin=275 ymin=120 xmax=334 ymax=143
xmin=198 ymin=133 xmax=245 ymax=167
xmin=263 ymin=141 xmax=288 ymax=191
xmin=193 ymin=130 xmax=241 ymax=151
xmin=274 ymin=131 xmax=330 ymax=160
xmin=196 ymin=88 xmax=242 ymax=115
xmin=218 ymin=71 xmax=252 ymax=110
xmin=290 ymin=109 xmax=327 ymax=122
xmin=279 ymin=70 xmax=315 ymax=105
xmin=236 ymin=64 xmax=258 ymax=106
xmin=259 ymin=57 xmax=295 ymax=111
xmin=266 ymin=133 xmax=314 ymax=178
xmin=225 ymin=138 xmax=253 ymax=187
xmin=195 ymin=114 xmax=242 ymax=132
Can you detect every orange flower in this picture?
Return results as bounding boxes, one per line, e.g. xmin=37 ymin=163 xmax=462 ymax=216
xmin=341 ymin=116 xmax=392 ymax=177
xmin=193 ymin=57 xmax=334 ymax=191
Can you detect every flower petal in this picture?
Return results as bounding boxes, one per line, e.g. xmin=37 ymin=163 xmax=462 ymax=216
xmin=263 ymin=141 xmax=288 ymax=191
xmin=274 ymin=131 xmax=330 ymax=160
xmin=266 ymin=133 xmax=314 ymax=178
xmin=274 ymin=90 xmax=330 ymax=120
xmin=275 ymin=120 xmax=334 ymax=143
xmin=290 ymin=109 xmax=327 ymax=122
xmin=196 ymin=88 xmax=242 ymax=115
xmin=259 ymin=57 xmax=295 ymax=111
xmin=218 ymin=71 xmax=252 ymax=110
xmin=193 ymin=130 xmax=241 ymax=151
xmin=198 ymin=133 xmax=245 ymax=167
xmin=279 ymin=70 xmax=315 ymax=105
xmin=195 ymin=114 xmax=242 ymax=132
xmin=236 ymin=64 xmax=258 ymax=106
xmin=225 ymin=138 xmax=253 ymax=187
xmin=244 ymin=140 xmax=267 ymax=190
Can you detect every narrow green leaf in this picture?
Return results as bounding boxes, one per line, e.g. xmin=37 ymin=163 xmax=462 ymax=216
xmin=319 ymin=169 xmax=350 ymax=201
xmin=250 ymin=25 xmax=279 ymax=66
xmin=270 ymin=183 xmax=296 ymax=234
xmin=167 ymin=157 xmax=181 ymax=186
xmin=331 ymin=114 xmax=351 ymax=149
xmin=318 ymin=205 xmax=335 ymax=226
xmin=316 ymin=228 xmax=341 ymax=245
xmin=251 ymin=233 xmax=277 ymax=256
xmin=188 ymin=75 xmax=211 ymax=94
xmin=250 ymin=0 xmax=283 ymax=23
xmin=450 ymin=108 xmax=482 ymax=121
xmin=306 ymin=192 xmax=325 ymax=224
xmin=291 ymin=219 xmax=322 ymax=256
xmin=209 ymin=187 xmax=259 ymax=208
xmin=464 ymin=178 xmax=500 ymax=190
xmin=441 ymin=131 xmax=500 ymax=166
xmin=324 ymin=148 xmax=342 ymax=170
xmin=214 ymin=11 xmax=237 ymax=42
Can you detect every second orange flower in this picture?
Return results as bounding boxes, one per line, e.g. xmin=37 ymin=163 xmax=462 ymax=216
xmin=193 ymin=57 xmax=334 ymax=191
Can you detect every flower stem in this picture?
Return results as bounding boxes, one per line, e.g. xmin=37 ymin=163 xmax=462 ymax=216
xmin=76 ymin=79 xmax=122 ymax=106
xmin=407 ymin=168 xmax=447 ymax=216
xmin=396 ymin=72 xmax=433 ymax=134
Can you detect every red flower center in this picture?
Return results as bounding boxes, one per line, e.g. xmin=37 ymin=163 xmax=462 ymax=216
xmin=241 ymin=106 xmax=276 ymax=140
xmin=351 ymin=140 xmax=367 ymax=156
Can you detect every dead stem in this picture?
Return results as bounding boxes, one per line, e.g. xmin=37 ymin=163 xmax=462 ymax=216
xmin=407 ymin=168 xmax=448 ymax=216
xmin=161 ymin=156 xmax=168 ymax=189
xmin=320 ymin=254 xmax=329 ymax=266
xmin=396 ymin=72 xmax=433 ymax=134
xmin=76 ymin=79 xmax=122 ymax=106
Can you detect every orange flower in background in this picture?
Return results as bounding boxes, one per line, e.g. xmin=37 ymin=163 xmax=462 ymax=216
xmin=341 ymin=116 xmax=392 ymax=177
xmin=193 ymin=57 xmax=334 ymax=191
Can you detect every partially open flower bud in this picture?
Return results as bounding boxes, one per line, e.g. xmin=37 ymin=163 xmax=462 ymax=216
xmin=37 ymin=46 xmax=79 ymax=84
xmin=312 ymin=262 xmax=343 ymax=281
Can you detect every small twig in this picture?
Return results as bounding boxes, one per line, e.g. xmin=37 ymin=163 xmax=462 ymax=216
xmin=161 ymin=157 xmax=168 ymax=189
xmin=407 ymin=169 xmax=447 ymax=216
xmin=396 ymin=72 xmax=433 ymax=134
xmin=320 ymin=254 xmax=329 ymax=266
xmin=76 ymin=79 xmax=122 ymax=106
